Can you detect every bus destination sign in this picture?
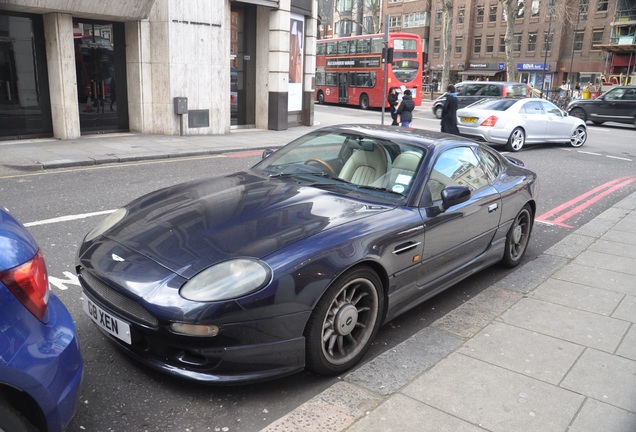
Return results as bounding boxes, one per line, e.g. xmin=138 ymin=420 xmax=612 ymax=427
xmin=326 ymin=56 xmax=382 ymax=70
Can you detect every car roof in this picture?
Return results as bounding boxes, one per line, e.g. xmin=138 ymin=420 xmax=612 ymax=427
xmin=316 ymin=124 xmax=477 ymax=152
xmin=457 ymin=81 xmax=526 ymax=85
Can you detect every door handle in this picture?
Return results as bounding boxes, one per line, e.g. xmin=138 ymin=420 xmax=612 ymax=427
xmin=488 ymin=203 xmax=498 ymax=212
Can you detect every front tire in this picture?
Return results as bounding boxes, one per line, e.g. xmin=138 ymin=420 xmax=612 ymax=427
xmin=501 ymin=205 xmax=533 ymax=268
xmin=359 ymin=94 xmax=370 ymax=110
xmin=317 ymin=91 xmax=324 ymax=104
xmin=304 ymin=267 xmax=384 ymax=376
xmin=569 ymin=126 xmax=587 ymax=147
xmin=506 ymin=127 xmax=526 ymax=152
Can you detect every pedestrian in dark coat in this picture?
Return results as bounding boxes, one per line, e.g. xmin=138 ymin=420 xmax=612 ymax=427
xmin=388 ymin=87 xmax=399 ymax=125
xmin=440 ymin=84 xmax=460 ymax=135
xmin=396 ymin=89 xmax=415 ymax=127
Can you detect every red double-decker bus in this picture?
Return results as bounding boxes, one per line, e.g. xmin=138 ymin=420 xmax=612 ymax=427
xmin=315 ymin=33 xmax=422 ymax=110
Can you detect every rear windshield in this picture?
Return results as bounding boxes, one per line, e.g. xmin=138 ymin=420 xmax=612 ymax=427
xmin=470 ymin=98 xmax=518 ymax=111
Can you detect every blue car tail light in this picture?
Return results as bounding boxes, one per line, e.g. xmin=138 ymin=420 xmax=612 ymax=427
xmin=0 ymin=249 xmax=50 ymax=321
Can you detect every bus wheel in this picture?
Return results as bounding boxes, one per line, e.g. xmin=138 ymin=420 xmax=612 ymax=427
xmin=317 ymin=91 xmax=324 ymax=104
xmin=359 ymin=94 xmax=369 ymax=110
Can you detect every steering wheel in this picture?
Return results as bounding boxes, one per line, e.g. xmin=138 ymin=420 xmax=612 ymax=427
xmin=304 ymin=158 xmax=335 ymax=175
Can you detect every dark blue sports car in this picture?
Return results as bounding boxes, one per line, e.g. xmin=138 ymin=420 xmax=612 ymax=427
xmin=77 ymin=125 xmax=538 ymax=384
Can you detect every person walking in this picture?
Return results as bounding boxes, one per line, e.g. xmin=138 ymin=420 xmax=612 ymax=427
xmin=388 ymin=87 xmax=400 ymax=125
xmin=396 ymin=89 xmax=415 ymax=127
xmin=440 ymin=84 xmax=460 ymax=135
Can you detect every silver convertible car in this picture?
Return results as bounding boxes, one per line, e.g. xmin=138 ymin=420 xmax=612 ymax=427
xmin=457 ymin=98 xmax=587 ymax=152
xmin=77 ymin=125 xmax=538 ymax=384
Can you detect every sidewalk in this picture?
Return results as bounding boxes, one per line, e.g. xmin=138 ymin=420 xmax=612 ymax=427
xmin=263 ymin=193 xmax=636 ymax=432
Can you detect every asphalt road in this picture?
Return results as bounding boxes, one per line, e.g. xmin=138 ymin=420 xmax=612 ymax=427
xmin=1 ymin=104 xmax=634 ymax=431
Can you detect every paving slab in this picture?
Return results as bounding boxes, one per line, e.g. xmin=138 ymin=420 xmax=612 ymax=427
xmin=346 ymin=394 xmax=487 ymax=432
xmin=617 ymin=325 xmax=636 ymax=361
xmin=543 ymin=233 xmax=596 ymax=260
xmin=561 ymin=348 xmax=636 ymax=412
xmin=496 ymin=254 xmax=567 ymax=293
xmin=402 ymin=353 xmax=584 ymax=432
xmin=569 ymin=399 xmax=636 ymax=432
xmin=588 ymin=238 xmax=636 ymax=259
xmin=551 ymin=263 xmax=636 ymax=296
xmin=530 ymin=278 xmax=623 ymax=316
xmin=613 ymin=294 xmax=636 ymax=323
xmin=500 ymin=298 xmax=629 ymax=353
xmin=431 ymin=286 xmax=522 ymax=339
xmin=572 ymin=250 xmax=636 ymax=276
xmin=261 ymin=381 xmax=382 ymax=432
xmin=459 ymin=322 xmax=584 ymax=385
xmin=345 ymin=327 xmax=462 ymax=396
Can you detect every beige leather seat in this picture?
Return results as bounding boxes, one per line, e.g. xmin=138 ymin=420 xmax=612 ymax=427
xmin=339 ymin=145 xmax=389 ymax=186
xmin=388 ymin=151 xmax=422 ymax=186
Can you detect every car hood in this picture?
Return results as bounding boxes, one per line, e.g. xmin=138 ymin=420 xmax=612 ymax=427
xmin=88 ymin=171 xmax=392 ymax=279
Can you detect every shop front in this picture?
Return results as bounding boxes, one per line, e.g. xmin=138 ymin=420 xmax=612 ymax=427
xmin=517 ymin=62 xmax=552 ymax=91
xmin=459 ymin=62 xmax=506 ymax=81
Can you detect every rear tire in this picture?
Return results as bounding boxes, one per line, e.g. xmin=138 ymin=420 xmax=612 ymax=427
xmin=304 ymin=267 xmax=384 ymax=376
xmin=569 ymin=107 xmax=587 ymax=123
xmin=359 ymin=94 xmax=370 ymax=110
xmin=0 ymin=397 xmax=37 ymax=432
xmin=434 ymin=105 xmax=443 ymax=119
xmin=501 ymin=205 xmax=533 ymax=268
xmin=569 ymin=126 xmax=587 ymax=148
xmin=506 ymin=127 xmax=525 ymax=152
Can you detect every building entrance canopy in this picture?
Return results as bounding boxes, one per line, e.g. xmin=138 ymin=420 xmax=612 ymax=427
xmin=2 ymin=0 xmax=156 ymax=20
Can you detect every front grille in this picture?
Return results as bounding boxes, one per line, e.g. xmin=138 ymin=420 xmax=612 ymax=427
xmin=79 ymin=269 xmax=159 ymax=328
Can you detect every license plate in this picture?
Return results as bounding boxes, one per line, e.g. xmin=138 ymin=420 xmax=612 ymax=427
xmin=83 ymin=295 xmax=132 ymax=344
xmin=461 ymin=117 xmax=477 ymax=123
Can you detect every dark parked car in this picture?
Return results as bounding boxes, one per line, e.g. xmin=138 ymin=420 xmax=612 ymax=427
xmin=77 ymin=125 xmax=538 ymax=384
xmin=567 ymin=86 xmax=636 ymax=128
xmin=1 ymin=208 xmax=83 ymax=432
xmin=433 ymin=81 xmax=531 ymax=119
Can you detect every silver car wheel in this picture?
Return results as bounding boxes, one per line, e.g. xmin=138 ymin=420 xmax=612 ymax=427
xmin=570 ymin=126 xmax=587 ymax=148
xmin=506 ymin=127 xmax=525 ymax=152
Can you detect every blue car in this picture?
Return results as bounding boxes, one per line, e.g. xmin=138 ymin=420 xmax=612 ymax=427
xmin=0 ymin=208 xmax=83 ymax=432
xmin=77 ymin=125 xmax=537 ymax=384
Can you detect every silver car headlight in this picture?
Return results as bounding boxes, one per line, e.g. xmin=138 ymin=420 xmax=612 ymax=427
xmin=84 ymin=208 xmax=127 ymax=242
xmin=180 ymin=259 xmax=271 ymax=302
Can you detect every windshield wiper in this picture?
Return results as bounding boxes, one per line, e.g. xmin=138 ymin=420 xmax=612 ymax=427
xmin=268 ymin=171 xmax=330 ymax=178
xmin=358 ymin=184 xmax=404 ymax=196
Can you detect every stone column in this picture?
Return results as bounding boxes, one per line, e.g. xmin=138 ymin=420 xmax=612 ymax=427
xmin=43 ymin=13 xmax=80 ymax=139
xmin=267 ymin=1 xmax=290 ymax=131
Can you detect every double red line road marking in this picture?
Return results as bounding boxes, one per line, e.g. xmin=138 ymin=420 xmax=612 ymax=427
xmin=536 ymin=176 xmax=636 ymax=228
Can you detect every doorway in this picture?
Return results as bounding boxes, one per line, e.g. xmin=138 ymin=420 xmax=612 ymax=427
xmin=230 ymin=4 xmax=256 ymax=127
xmin=73 ymin=19 xmax=128 ymax=134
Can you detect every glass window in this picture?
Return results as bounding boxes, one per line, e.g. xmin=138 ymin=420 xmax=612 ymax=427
xmin=325 ymin=72 xmax=338 ymax=86
xmin=489 ymin=4 xmax=498 ymax=22
xmin=327 ymin=41 xmax=338 ymax=55
xmin=455 ymin=36 xmax=463 ymax=53
xmin=394 ymin=39 xmax=418 ymax=51
xmin=531 ymin=0 xmax=540 ymax=17
xmin=579 ymin=0 xmax=589 ymax=20
xmin=573 ymin=31 xmax=584 ymax=51
xmin=317 ymin=42 xmax=326 ymax=56
xmin=474 ymin=36 xmax=482 ymax=54
xmin=476 ymin=6 xmax=485 ymax=23
xmin=390 ymin=15 xmax=402 ymax=27
xmin=521 ymin=100 xmax=544 ymax=114
xmin=543 ymin=31 xmax=553 ymax=51
xmin=371 ymin=38 xmax=384 ymax=53
xmin=591 ymin=30 xmax=603 ymax=50
xmin=426 ymin=147 xmax=490 ymax=203
xmin=336 ymin=0 xmax=353 ymax=12
xmin=513 ymin=33 xmax=522 ymax=52
xmin=597 ymin=0 xmax=608 ymax=12
xmin=486 ymin=36 xmax=494 ymax=53
xmin=337 ymin=40 xmax=351 ymax=54
xmin=433 ymin=38 xmax=441 ymax=54
xmin=527 ymin=32 xmax=537 ymax=51
xmin=517 ymin=0 xmax=525 ymax=17
xmin=356 ymin=38 xmax=371 ymax=54
xmin=458 ymin=7 xmax=465 ymax=24
xmin=476 ymin=147 xmax=501 ymax=180
xmin=540 ymin=101 xmax=562 ymax=116
xmin=435 ymin=10 xmax=442 ymax=26
xmin=499 ymin=35 xmax=506 ymax=52
xmin=404 ymin=12 xmax=426 ymax=28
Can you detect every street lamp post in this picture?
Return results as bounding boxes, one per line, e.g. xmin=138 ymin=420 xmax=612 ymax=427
xmin=539 ymin=0 xmax=555 ymax=99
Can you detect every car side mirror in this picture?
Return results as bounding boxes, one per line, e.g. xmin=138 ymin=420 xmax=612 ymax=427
xmin=441 ymin=186 xmax=471 ymax=210
xmin=262 ymin=148 xmax=275 ymax=159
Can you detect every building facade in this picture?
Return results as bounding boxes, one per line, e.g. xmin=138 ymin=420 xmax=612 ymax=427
xmin=0 ymin=0 xmax=316 ymax=141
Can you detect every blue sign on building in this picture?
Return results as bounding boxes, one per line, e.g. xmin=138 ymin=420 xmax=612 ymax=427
xmin=517 ymin=63 xmax=550 ymax=71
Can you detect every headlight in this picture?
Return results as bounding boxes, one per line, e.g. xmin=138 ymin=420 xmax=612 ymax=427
xmin=180 ymin=259 xmax=271 ymax=302
xmin=84 ymin=208 xmax=127 ymax=242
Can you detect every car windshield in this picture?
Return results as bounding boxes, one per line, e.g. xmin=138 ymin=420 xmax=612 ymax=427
xmin=467 ymin=98 xmax=518 ymax=111
xmin=253 ymin=130 xmax=426 ymax=202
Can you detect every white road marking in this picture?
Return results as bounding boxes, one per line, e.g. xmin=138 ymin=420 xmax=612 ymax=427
xmin=49 ymin=271 xmax=81 ymax=291
xmin=25 ymin=209 xmax=116 ymax=227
